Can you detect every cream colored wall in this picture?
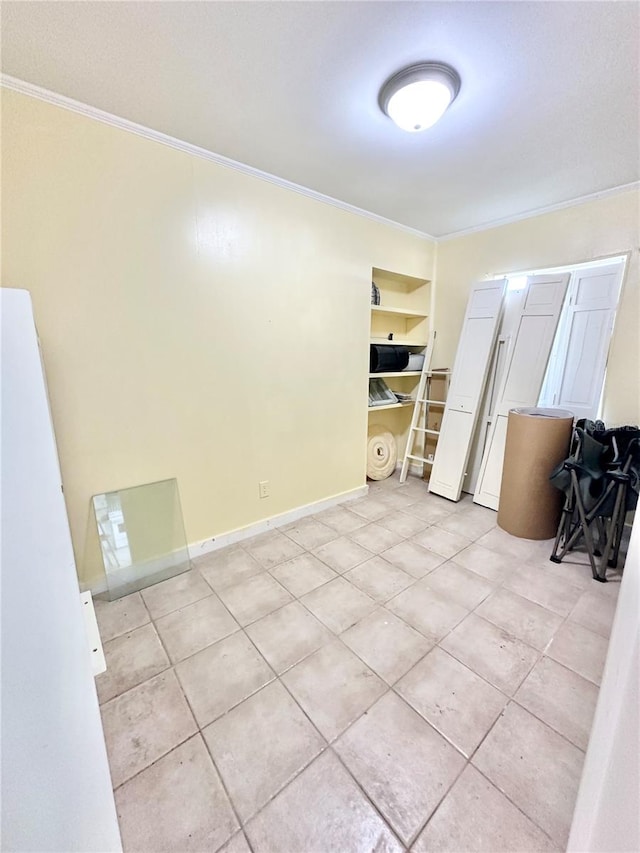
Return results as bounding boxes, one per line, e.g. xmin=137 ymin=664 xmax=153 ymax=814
xmin=1 ymin=90 xmax=435 ymax=588
xmin=434 ymin=190 xmax=640 ymax=425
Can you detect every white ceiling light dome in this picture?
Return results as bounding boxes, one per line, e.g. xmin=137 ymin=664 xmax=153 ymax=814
xmin=379 ymin=62 xmax=461 ymax=132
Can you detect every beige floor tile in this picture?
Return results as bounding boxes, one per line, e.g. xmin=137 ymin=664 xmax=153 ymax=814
xmin=381 ymin=540 xmax=446 ymax=578
xmin=424 ymin=561 xmax=495 ymax=610
xmin=242 ymin=529 xmax=304 ymax=569
xmin=315 ymin=504 xmax=368 ymax=534
xmin=245 ymin=750 xmax=402 ymax=853
xmin=441 ymin=613 xmax=539 ymax=695
xmin=282 ymin=517 xmax=337 ymax=549
xmin=217 ymin=832 xmax=252 ymax=853
xmin=175 ymin=632 xmax=274 ymax=727
xmin=403 ymin=500 xmax=453 ymax=525
xmin=376 ymin=489 xmax=422 ymax=510
xmin=398 ymin=484 xmax=436 ymax=505
xmin=141 ymin=570 xmax=212 ymax=620
xmin=411 ymin=526 xmax=471 ymax=559
xmin=96 ymin=622 xmax=169 ymax=704
xmin=527 ymin=552 xmax=598 ymax=591
xmin=437 ymin=504 xmax=497 ymax=540
xmin=281 ymin=641 xmax=387 ymax=740
xmin=341 ymin=608 xmax=432 ymax=684
xmin=473 ymin=702 xmax=584 ymax=847
xmin=246 ymin=600 xmax=333 ymax=673
xmin=569 ymin=588 xmax=618 ymax=638
xmin=202 ymin=681 xmax=325 ymax=821
xmin=334 ymin=692 xmax=466 ymax=845
xmin=377 ymin=510 xmax=429 ymax=538
xmin=475 ymin=587 xmax=564 ymax=651
xmin=101 ymin=670 xmax=197 ymax=788
xmin=301 ymin=576 xmax=376 ymax=633
xmin=348 ymin=495 xmax=392 ymax=521
xmin=312 ymin=535 xmax=373 ymax=573
xmin=154 ymin=594 xmax=239 ymax=663
xmin=504 ymin=564 xmax=584 ymax=616
xmin=269 ymin=552 xmax=337 ymax=596
xmin=546 ymin=621 xmax=609 ymax=685
xmin=94 ymin=592 xmax=150 ymax=643
xmin=477 ymin=527 xmax=549 ymax=562
xmin=349 ymin=522 xmax=404 ymax=553
xmin=216 ymin=573 xmax=293 ymax=626
xmin=396 ymin=647 xmax=506 ymax=757
xmin=413 ymin=764 xmax=558 ymax=852
xmin=345 ymin=556 xmax=415 ymax=602
xmin=386 ymin=578 xmax=468 ymax=642
xmin=197 ymin=545 xmax=264 ymax=591
xmin=453 ymin=543 xmax=515 ymax=583
xmin=114 ymin=734 xmax=238 ymax=852
xmin=515 ymin=656 xmax=599 ymax=750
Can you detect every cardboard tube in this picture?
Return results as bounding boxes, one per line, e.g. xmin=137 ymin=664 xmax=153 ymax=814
xmin=498 ymin=407 xmax=574 ymax=540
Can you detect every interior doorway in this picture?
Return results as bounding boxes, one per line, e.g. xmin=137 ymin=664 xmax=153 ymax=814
xmin=463 ymin=255 xmax=626 ymax=495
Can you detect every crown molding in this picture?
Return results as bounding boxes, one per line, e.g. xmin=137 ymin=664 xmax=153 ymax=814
xmin=437 ymin=181 xmax=640 ymax=241
xmin=3 ymin=74 xmax=636 ymax=245
xmin=1 ymin=74 xmax=436 ymax=242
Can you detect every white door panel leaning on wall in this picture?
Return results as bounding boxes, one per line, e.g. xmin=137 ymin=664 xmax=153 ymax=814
xmin=428 ymin=278 xmax=507 ymax=501
xmin=473 ymin=272 xmax=570 ymax=510
xmin=538 ymin=262 xmax=625 ymax=422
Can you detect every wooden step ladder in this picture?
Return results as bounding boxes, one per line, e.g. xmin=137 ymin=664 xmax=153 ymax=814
xmin=400 ymin=332 xmax=451 ymax=483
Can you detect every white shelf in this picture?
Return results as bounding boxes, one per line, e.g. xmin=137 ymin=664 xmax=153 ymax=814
xmin=368 ymin=401 xmax=414 ymax=412
xmin=370 ymin=337 xmax=429 ymax=347
xmin=371 ymin=305 xmax=428 ymax=319
xmin=369 ymin=371 xmax=421 ymax=378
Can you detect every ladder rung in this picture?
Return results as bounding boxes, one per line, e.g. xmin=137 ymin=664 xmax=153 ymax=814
xmin=422 ymin=399 xmax=446 ymax=405
xmin=407 ymin=454 xmax=434 ymax=465
xmin=411 ymin=426 xmax=441 ymax=435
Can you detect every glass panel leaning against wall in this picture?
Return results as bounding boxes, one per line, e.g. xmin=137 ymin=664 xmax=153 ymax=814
xmin=92 ymin=477 xmax=191 ymax=600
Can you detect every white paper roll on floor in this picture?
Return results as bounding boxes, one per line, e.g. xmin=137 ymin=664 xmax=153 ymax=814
xmin=367 ymin=425 xmax=397 ymax=480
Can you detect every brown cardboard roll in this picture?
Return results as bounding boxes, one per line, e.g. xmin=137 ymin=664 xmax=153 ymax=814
xmin=497 ymin=407 xmax=574 ymax=539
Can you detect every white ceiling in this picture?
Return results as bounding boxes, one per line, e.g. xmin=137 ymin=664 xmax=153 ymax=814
xmin=2 ymin=1 xmax=638 ymax=237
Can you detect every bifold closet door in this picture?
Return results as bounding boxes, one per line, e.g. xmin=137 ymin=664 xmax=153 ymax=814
xmin=540 ymin=262 xmax=624 ymax=422
xmin=428 ymin=279 xmax=507 ymax=501
xmin=473 ymin=272 xmax=570 ymax=510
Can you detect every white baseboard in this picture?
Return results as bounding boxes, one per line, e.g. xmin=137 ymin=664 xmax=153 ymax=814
xmin=85 ymin=484 xmax=369 ymax=594
xmin=188 ymin=484 xmax=368 ymax=561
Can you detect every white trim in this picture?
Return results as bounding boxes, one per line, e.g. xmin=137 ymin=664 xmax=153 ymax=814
xmin=497 ymin=253 xmax=627 ymax=280
xmin=437 ymin=183 xmax=640 ymax=241
xmin=4 ymin=74 xmax=636 ymax=244
xmin=79 ymin=591 xmax=106 ymax=676
xmin=83 ymin=483 xmax=368 ymax=595
xmin=1 ymin=74 xmax=434 ymax=242
xmin=188 ymin=483 xmax=368 ymax=559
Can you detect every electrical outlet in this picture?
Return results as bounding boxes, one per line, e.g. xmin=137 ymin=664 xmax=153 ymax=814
xmin=259 ymin=480 xmax=269 ymax=499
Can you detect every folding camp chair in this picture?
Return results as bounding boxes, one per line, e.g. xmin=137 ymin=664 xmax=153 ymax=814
xmin=550 ymin=421 xmax=640 ymax=581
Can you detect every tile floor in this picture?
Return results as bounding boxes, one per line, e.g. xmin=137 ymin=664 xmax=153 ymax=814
xmin=94 ymin=475 xmax=624 ymax=853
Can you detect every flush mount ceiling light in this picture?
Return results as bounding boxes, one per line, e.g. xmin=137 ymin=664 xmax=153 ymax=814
xmin=379 ymin=62 xmax=461 ymax=133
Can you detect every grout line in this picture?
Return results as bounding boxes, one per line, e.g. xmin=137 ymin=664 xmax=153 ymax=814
xmin=328 ymin=745 xmax=408 ymax=850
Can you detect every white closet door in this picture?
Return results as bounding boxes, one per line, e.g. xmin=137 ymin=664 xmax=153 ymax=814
xmin=428 ymin=279 xmax=506 ymax=501
xmin=540 ymin=263 xmax=624 ymax=421
xmin=473 ymin=272 xmax=570 ymax=510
